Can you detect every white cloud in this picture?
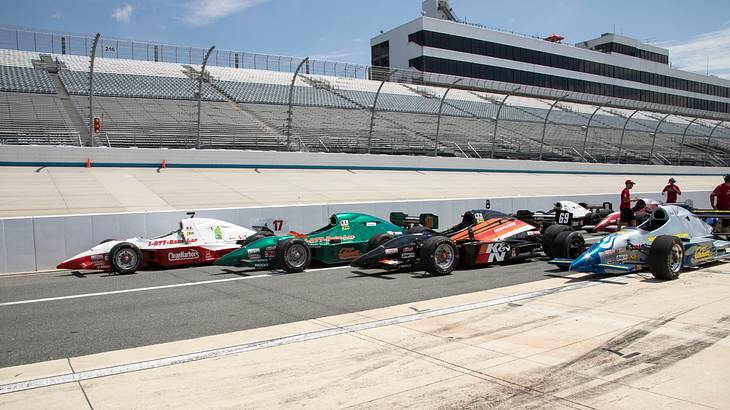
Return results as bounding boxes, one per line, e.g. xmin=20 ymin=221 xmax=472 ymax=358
xmin=50 ymin=10 xmax=62 ymax=20
xmin=663 ymin=26 xmax=730 ymax=80
xmin=179 ymin=0 xmax=270 ymax=26
xmin=112 ymin=4 xmax=134 ymax=23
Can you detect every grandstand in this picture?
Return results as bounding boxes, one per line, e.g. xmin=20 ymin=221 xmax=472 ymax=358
xmin=0 ymin=28 xmax=728 ymax=165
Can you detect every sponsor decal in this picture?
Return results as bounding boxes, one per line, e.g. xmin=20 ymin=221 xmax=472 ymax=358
xmin=402 ymin=252 xmax=416 ymax=259
xmin=474 ymin=213 xmax=485 ymax=223
xmin=214 ymin=226 xmax=223 ymax=240
xmin=385 ymin=248 xmax=398 ymax=255
xmin=249 ymin=253 xmax=261 ymax=260
xmin=148 ymin=239 xmax=190 ymax=246
xmin=493 ymin=222 xmax=518 ymax=233
xmin=366 ymin=222 xmax=376 ymax=227
xmin=616 ymin=254 xmax=628 ymax=262
xmin=307 ymin=235 xmax=355 ymax=245
xmin=403 ymin=247 xmax=413 ymax=252
xmin=693 ymin=246 xmax=713 ymax=262
xmin=167 ymin=249 xmax=200 ymax=262
xmin=247 ymin=248 xmax=260 ymax=254
xmin=340 ymin=220 xmax=350 ymax=231
xmin=628 ymin=254 xmax=639 ymax=261
xmin=91 ymin=254 xmax=106 ymax=261
xmin=485 ymin=242 xmax=511 ymax=262
xmin=338 ymin=247 xmax=361 ymax=260
xmin=647 ymin=233 xmax=689 ymax=243
xmin=205 ymin=251 xmax=212 ymax=260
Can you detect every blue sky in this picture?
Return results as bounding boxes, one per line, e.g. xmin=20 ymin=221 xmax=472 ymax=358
xmin=2 ymin=0 xmax=730 ymax=78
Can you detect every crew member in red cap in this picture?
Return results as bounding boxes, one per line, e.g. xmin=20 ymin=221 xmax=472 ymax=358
xmin=618 ymin=179 xmax=636 ymax=230
xmin=662 ymin=177 xmax=681 ymax=204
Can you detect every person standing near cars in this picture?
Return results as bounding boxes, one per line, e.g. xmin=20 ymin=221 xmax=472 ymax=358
xmin=618 ymin=179 xmax=636 ymax=230
xmin=710 ymin=174 xmax=730 ymax=233
xmin=662 ymin=177 xmax=681 ymax=204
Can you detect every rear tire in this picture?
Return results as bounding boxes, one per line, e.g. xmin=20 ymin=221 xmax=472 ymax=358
xmin=584 ymin=212 xmax=601 ymax=226
xmin=551 ymin=231 xmax=586 ymax=270
xmin=649 ymin=236 xmax=684 ymax=280
xmin=420 ymin=236 xmax=458 ymax=276
xmin=542 ymin=224 xmax=572 ymax=258
xmin=366 ymin=233 xmax=394 ymax=252
xmin=109 ymin=242 xmax=142 ymax=275
xmin=276 ymin=238 xmax=311 ymax=273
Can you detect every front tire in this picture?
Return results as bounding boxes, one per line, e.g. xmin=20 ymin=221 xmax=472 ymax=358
xmin=649 ymin=236 xmax=684 ymax=280
xmin=109 ymin=242 xmax=142 ymax=274
xmin=551 ymin=231 xmax=586 ymax=270
xmin=276 ymin=238 xmax=311 ymax=273
xmin=420 ymin=236 xmax=458 ymax=276
xmin=542 ymin=224 xmax=572 ymax=258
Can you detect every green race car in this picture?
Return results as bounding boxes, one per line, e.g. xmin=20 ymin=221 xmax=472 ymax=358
xmin=214 ymin=212 xmax=407 ymax=272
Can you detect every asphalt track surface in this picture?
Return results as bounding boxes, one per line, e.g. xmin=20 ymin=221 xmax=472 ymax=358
xmin=0 ymin=236 xmax=606 ymax=368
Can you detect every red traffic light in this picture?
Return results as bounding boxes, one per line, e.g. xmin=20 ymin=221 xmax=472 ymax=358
xmin=94 ymin=117 xmax=101 ymax=134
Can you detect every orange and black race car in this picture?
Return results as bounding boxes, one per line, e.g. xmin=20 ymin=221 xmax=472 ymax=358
xmin=351 ymin=210 xmax=542 ymax=276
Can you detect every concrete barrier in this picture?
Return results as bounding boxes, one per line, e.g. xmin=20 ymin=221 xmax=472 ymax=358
xmin=0 ymin=191 xmax=711 ymax=274
xmin=0 ymin=145 xmax=726 ymax=176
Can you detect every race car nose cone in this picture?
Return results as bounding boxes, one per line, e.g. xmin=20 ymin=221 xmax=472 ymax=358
xmin=569 ymin=250 xmax=599 ymax=272
xmin=214 ymin=249 xmax=244 ymax=266
xmin=350 ymin=247 xmax=385 ymax=268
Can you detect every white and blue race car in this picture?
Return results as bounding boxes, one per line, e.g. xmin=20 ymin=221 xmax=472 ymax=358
xmin=546 ymin=205 xmax=730 ymax=280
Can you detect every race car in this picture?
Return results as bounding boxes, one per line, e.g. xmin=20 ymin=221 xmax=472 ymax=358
xmin=214 ymin=212 xmax=409 ymax=272
xmin=593 ymin=198 xmax=661 ymax=233
xmin=350 ymin=210 xmax=542 ymax=276
xmin=546 ymin=205 xmax=730 ymax=280
xmin=514 ymin=200 xmax=613 ymax=231
xmin=57 ymin=214 xmax=268 ymax=274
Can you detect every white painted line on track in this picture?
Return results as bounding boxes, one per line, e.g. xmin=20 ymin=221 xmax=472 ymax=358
xmin=0 ymin=266 xmax=349 ymax=307
xmin=0 ymin=275 xmax=626 ymax=395
xmin=0 ymin=275 xmax=273 ymax=307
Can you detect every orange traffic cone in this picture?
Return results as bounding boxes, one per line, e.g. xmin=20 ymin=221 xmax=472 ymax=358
xmin=161 ymin=160 xmax=167 ymax=169
xmin=85 ymin=158 xmax=91 ymax=168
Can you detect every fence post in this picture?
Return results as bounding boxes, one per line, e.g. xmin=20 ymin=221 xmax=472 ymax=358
xmin=196 ymin=46 xmax=215 ymax=149
xmin=368 ymin=70 xmax=398 ymax=154
xmin=538 ymin=93 xmax=569 ymax=161
xmin=582 ymin=101 xmax=610 ymax=159
xmin=617 ymin=108 xmax=642 ymax=163
xmin=491 ymin=86 xmax=520 ymax=159
xmin=88 ymin=33 xmax=101 ymax=147
xmin=648 ymin=113 xmax=673 ymax=164
xmin=677 ymin=117 xmax=699 ymax=165
xmin=286 ymin=57 xmax=309 ymax=150
xmin=703 ymin=121 xmax=725 ymax=166
xmin=434 ymin=78 xmax=462 ymax=157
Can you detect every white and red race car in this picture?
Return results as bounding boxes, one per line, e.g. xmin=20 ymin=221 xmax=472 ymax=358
xmin=57 ymin=215 xmax=270 ymax=274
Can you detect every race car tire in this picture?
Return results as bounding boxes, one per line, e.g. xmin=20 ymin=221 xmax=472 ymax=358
xmin=238 ymin=230 xmax=275 ymax=247
xmin=584 ymin=212 xmax=601 ymax=226
xmin=542 ymin=224 xmax=573 ymax=258
xmin=109 ymin=242 xmax=142 ymax=275
xmin=551 ymin=231 xmax=586 ymax=270
xmin=408 ymin=225 xmax=428 ymax=234
xmin=597 ymin=208 xmax=612 ymax=218
xmin=276 ymin=238 xmax=311 ymax=273
xmin=420 ymin=236 xmax=458 ymax=276
xmin=366 ymin=233 xmax=394 ymax=252
xmin=649 ymin=236 xmax=684 ymax=280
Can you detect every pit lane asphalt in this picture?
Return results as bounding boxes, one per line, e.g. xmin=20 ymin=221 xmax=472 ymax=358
xmin=0 ymin=235 xmax=606 ymax=368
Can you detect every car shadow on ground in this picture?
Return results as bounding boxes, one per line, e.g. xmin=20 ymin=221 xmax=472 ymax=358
xmin=347 ymin=269 xmax=432 ymax=280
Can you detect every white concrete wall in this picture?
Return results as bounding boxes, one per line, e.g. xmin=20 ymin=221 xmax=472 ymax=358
xmin=0 ymin=190 xmax=711 ymax=274
xmin=0 ymin=145 xmax=726 ymax=176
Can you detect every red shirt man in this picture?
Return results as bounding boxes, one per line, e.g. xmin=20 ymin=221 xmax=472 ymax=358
xmin=618 ymin=179 xmax=636 ymax=228
xmin=711 ymin=175 xmax=730 ymax=210
xmin=662 ymin=178 xmax=681 ymax=203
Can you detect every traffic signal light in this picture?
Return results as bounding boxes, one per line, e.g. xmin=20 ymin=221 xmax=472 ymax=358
xmin=94 ymin=117 xmax=101 ymax=134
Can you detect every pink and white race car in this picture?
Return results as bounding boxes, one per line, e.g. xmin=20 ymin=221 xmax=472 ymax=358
xmin=594 ymin=198 xmax=662 ymax=233
xmin=57 ymin=215 xmax=271 ymax=274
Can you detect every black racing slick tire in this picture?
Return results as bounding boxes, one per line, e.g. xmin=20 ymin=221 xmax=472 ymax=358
xmin=109 ymin=242 xmax=142 ymax=275
xmin=542 ymin=224 xmax=572 ymax=258
xmin=366 ymin=233 xmax=393 ymax=252
xmin=584 ymin=212 xmax=601 ymax=226
xmin=238 ymin=230 xmax=275 ymax=247
xmin=551 ymin=231 xmax=586 ymax=270
xmin=275 ymin=238 xmax=311 ymax=273
xmin=649 ymin=236 xmax=684 ymax=280
xmin=420 ymin=236 xmax=458 ymax=276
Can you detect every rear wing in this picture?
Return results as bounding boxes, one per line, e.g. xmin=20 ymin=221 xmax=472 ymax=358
xmin=577 ymin=202 xmax=613 ymax=211
xmin=690 ymin=209 xmax=730 ymax=219
xmin=389 ymin=212 xmax=439 ymax=229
